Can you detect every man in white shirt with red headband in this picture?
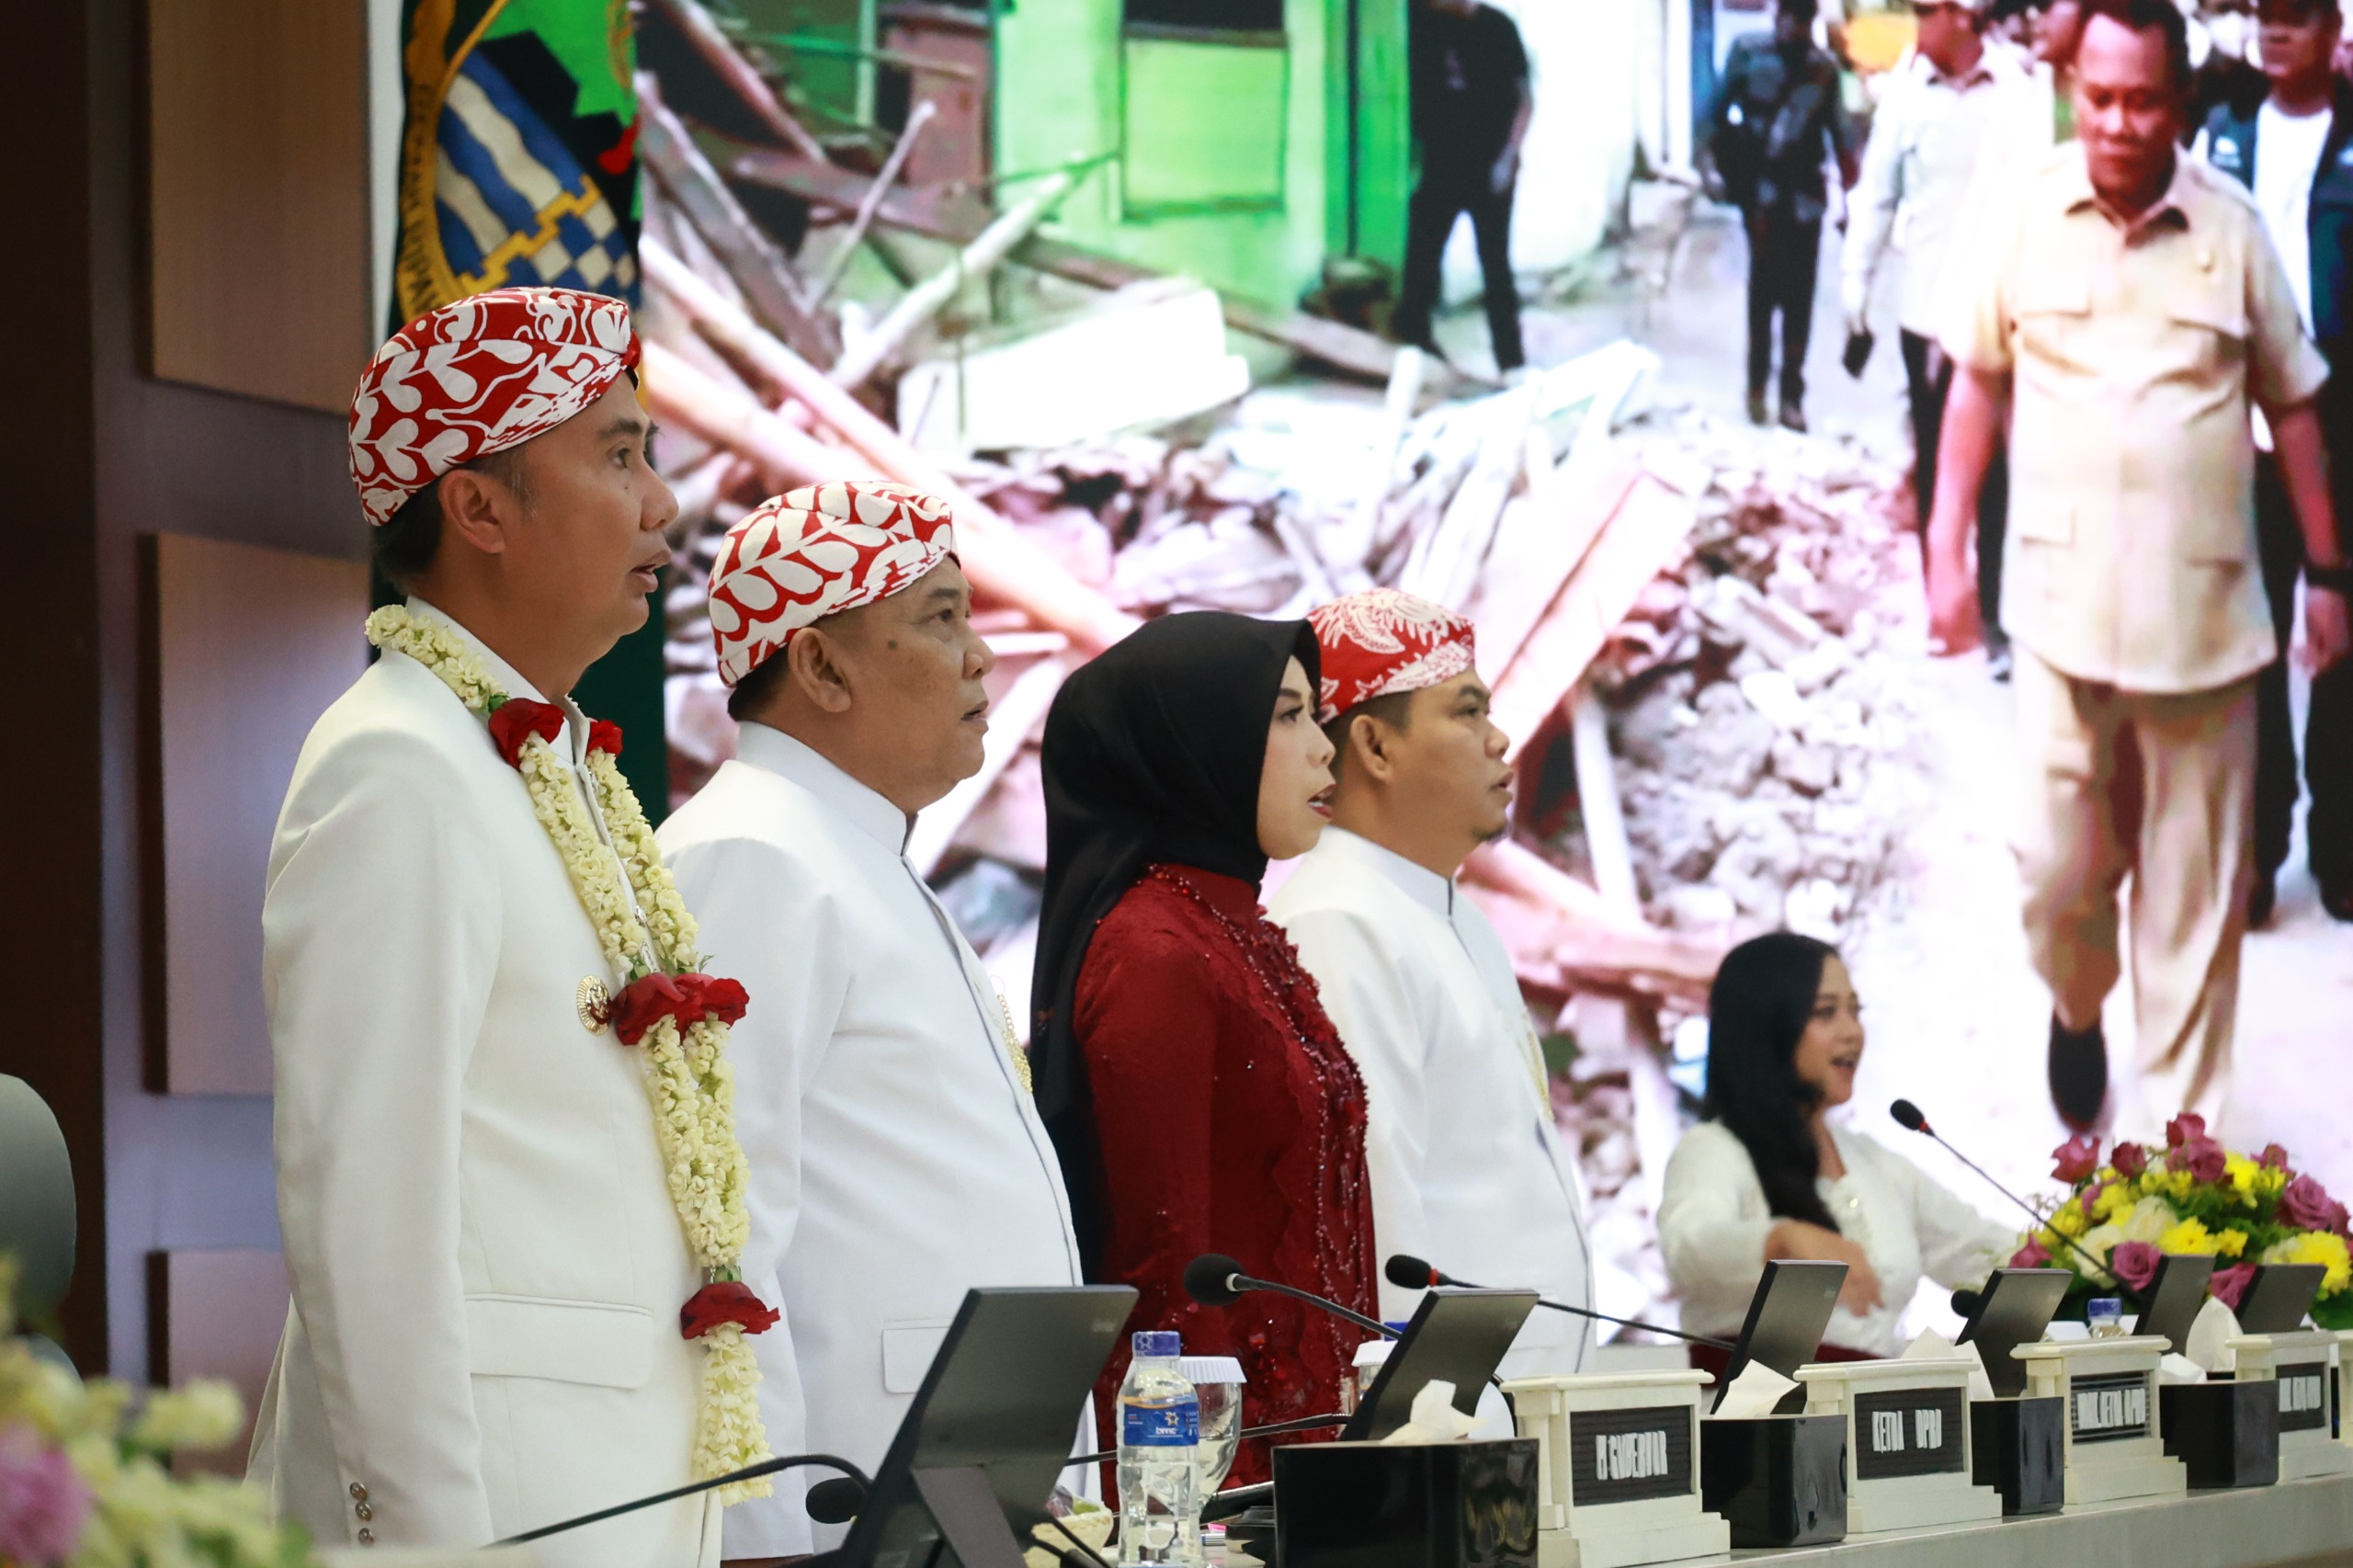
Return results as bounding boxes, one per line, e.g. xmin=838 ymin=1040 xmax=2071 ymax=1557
xmin=256 ymin=287 xmax=772 ymax=1566
xmin=1269 ymin=589 xmax=1594 ymax=1378
xmin=659 ymin=483 xmax=1086 ymax=1562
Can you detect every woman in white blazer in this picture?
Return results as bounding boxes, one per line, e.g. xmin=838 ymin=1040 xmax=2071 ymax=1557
xmin=1658 ymin=933 xmax=2016 ymax=1363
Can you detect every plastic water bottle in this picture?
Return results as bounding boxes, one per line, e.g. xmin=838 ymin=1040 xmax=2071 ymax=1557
xmin=1117 ymin=1331 xmax=1201 ymax=1568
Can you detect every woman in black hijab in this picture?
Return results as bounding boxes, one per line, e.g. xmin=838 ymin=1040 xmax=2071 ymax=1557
xmin=1030 ymin=612 xmax=1377 ymax=1484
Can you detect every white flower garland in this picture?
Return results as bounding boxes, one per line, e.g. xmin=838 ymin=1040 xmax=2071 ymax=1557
xmin=366 ymin=606 xmax=770 ymax=1502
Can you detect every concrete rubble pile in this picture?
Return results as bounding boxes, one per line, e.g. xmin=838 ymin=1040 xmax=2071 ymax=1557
xmin=1597 ymin=407 xmax=1932 ymax=948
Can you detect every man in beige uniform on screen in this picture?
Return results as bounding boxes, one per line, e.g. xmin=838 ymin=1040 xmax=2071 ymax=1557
xmin=1927 ymin=0 xmax=2352 ymax=1134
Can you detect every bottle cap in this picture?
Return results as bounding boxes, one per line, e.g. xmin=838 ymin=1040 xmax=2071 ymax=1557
xmin=1133 ymin=1330 xmax=1181 ymax=1358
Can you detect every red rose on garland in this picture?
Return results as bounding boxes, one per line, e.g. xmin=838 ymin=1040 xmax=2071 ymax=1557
xmin=608 ymin=971 xmax=751 ymax=1046
xmin=588 ymin=718 xmax=624 ymax=757
xmin=487 ymin=698 xmax=565 ymax=767
xmin=681 ymin=1280 xmax=780 ymax=1339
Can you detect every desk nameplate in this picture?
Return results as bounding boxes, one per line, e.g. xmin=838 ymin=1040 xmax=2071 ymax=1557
xmin=1853 ymin=1386 xmax=1965 ymax=1480
xmin=2072 ymin=1370 xmax=2154 ymax=1444
xmin=1567 ymin=1403 xmax=1694 ymax=1505
xmin=2279 ymin=1363 xmax=2329 ymax=1435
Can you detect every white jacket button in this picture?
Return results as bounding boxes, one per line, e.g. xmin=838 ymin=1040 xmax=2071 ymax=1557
xmin=357 ymin=1528 xmax=376 ymax=1546
xmin=355 ymin=1503 xmax=374 ymax=1521
xmin=349 ymin=1482 xmax=369 ymax=1502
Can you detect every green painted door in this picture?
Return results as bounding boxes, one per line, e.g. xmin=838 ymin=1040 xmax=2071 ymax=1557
xmin=1325 ymin=0 xmax=1405 ymax=267
xmin=731 ymin=0 xmax=874 ymax=136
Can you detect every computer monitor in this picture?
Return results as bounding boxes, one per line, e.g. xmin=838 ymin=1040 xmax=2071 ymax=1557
xmin=1955 ymin=1267 xmax=2072 ymax=1400
xmin=1343 ymin=1286 xmax=1540 ymax=1442
xmin=2236 ymin=1264 xmax=2326 ymax=1335
xmin=831 ymin=1285 xmax=1138 ymax=1568
xmin=1711 ymin=1259 xmax=1847 ymax=1415
xmin=2132 ymin=1254 xmax=2216 ymax=1357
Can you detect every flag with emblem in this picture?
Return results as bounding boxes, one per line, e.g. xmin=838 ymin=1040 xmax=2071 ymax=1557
xmin=392 ymin=0 xmax=642 ymax=324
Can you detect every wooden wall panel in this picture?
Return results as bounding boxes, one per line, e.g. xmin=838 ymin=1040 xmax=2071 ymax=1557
xmin=149 ymin=1248 xmax=288 ymax=1476
xmin=147 ymin=0 xmax=372 ymax=412
xmin=145 ymin=533 xmax=369 ymax=1094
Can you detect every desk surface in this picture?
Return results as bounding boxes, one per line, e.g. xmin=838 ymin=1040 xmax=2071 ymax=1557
xmin=1739 ymin=1473 xmax=2353 ymax=1568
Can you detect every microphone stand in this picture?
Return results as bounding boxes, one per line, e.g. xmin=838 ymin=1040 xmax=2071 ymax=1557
xmin=492 ymin=1452 xmax=870 ymax=1546
xmin=1226 ymin=1270 xmax=1397 ymax=1340
xmin=1891 ymin=1102 xmax=2123 ymax=1291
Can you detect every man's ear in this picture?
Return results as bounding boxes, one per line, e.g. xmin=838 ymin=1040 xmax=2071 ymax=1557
xmin=436 ymin=467 xmax=520 ymax=557
xmin=787 ymin=625 xmax=857 ymax=715
xmin=1348 ymin=712 xmax=1401 ymax=784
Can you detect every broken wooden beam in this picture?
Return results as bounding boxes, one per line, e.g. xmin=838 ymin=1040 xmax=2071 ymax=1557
xmin=637 ymin=81 xmax=840 ymax=367
xmin=643 ymin=237 xmax=1142 ymax=653
xmin=813 ymin=98 xmax=937 ymax=308
xmin=829 ymin=171 xmax=1078 ymax=390
xmin=723 ymin=147 xmax=1404 ymax=382
xmin=642 ymin=0 xmax=831 ymax=164
xmin=641 ymin=339 xmax=859 ymax=491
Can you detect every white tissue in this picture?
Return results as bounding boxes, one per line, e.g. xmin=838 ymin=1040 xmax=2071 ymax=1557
xmin=1378 ymin=1380 xmax=1483 ymax=1444
xmin=2158 ymin=1352 xmax=2209 ymax=1385
xmin=1903 ymin=1329 xmax=1997 ymax=1403
xmin=2185 ymin=1298 xmax=2243 ymax=1375
xmin=1708 ymin=1360 xmax=1799 ymax=1419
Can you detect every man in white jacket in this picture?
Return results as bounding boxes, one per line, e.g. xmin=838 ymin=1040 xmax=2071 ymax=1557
xmin=255 ymin=288 xmax=746 ymax=1565
xmin=1269 ymin=589 xmax=1594 ymax=1379
xmin=660 ymin=483 xmax=1086 ymax=1562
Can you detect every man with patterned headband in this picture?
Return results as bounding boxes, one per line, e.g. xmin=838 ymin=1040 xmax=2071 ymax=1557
xmin=254 ymin=287 xmax=767 ymax=1566
xmin=1269 ymin=589 xmax=1594 ymax=1380
xmin=659 ymin=483 xmax=1085 ymax=1561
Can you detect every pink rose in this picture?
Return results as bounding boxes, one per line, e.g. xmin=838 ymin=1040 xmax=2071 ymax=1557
xmin=2010 ymin=1239 xmax=2052 ymax=1268
xmin=2279 ymin=1174 xmax=2350 ymax=1236
xmin=2110 ymin=1142 xmax=2148 ymax=1178
xmin=0 ymin=1424 xmax=90 ymax=1566
xmin=2210 ymin=1263 xmax=2257 ymax=1312
xmin=2258 ymin=1143 xmax=2292 ymax=1172
xmin=2168 ymin=1136 xmax=2227 ymax=1184
xmin=2110 ymin=1241 xmax=2162 ymax=1293
xmin=2165 ymin=1112 xmax=2209 ymax=1151
xmin=2052 ymin=1134 xmax=2100 ymax=1185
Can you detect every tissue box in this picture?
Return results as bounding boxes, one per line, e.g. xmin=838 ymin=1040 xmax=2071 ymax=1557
xmin=1697 ymin=1416 xmax=1846 ymax=1548
xmin=1969 ymin=1399 xmax=2063 ymax=1516
xmin=1273 ymin=1438 xmax=1540 ymax=1568
xmin=2160 ymin=1381 xmax=2279 ymax=1490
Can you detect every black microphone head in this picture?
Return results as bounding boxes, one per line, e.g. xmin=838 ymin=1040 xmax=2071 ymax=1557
xmin=806 ymin=1476 xmax=866 ymax=1526
xmin=1890 ymin=1098 xmax=1928 ymax=1133
xmin=1384 ymin=1255 xmax=1442 ymax=1290
xmin=1184 ymin=1254 xmax=1248 ymax=1307
xmin=1949 ymin=1286 xmax=1984 ymax=1321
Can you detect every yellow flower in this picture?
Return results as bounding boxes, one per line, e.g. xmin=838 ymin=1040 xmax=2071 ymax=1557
xmin=2224 ymin=1153 xmax=2259 ymax=1198
xmin=2051 ymin=1199 xmax=2089 ymax=1238
xmin=2214 ymin=1228 xmax=2249 ymax=1258
xmin=2091 ymin=1182 xmax=2136 ymax=1221
xmin=2158 ymin=1217 xmax=2221 ymax=1256
xmin=2262 ymin=1232 xmax=2353 ymax=1296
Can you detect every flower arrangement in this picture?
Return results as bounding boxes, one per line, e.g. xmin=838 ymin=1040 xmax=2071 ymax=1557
xmin=0 ymin=1259 xmax=313 ymax=1567
xmin=2015 ymin=1114 xmax=2353 ymax=1329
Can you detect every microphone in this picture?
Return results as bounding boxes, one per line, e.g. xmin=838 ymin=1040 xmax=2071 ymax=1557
xmin=1183 ymin=1253 xmax=1395 ymax=1339
xmin=494 ymin=1452 xmax=871 ymax=1545
xmin=1890 ymin=1098 xmax=2117 ymax=1289
xmin=1186 ymin=1252 xmax=1517 ymax=1427
xmin=1384 ymin=1256 xmax=1736 ymax=1352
